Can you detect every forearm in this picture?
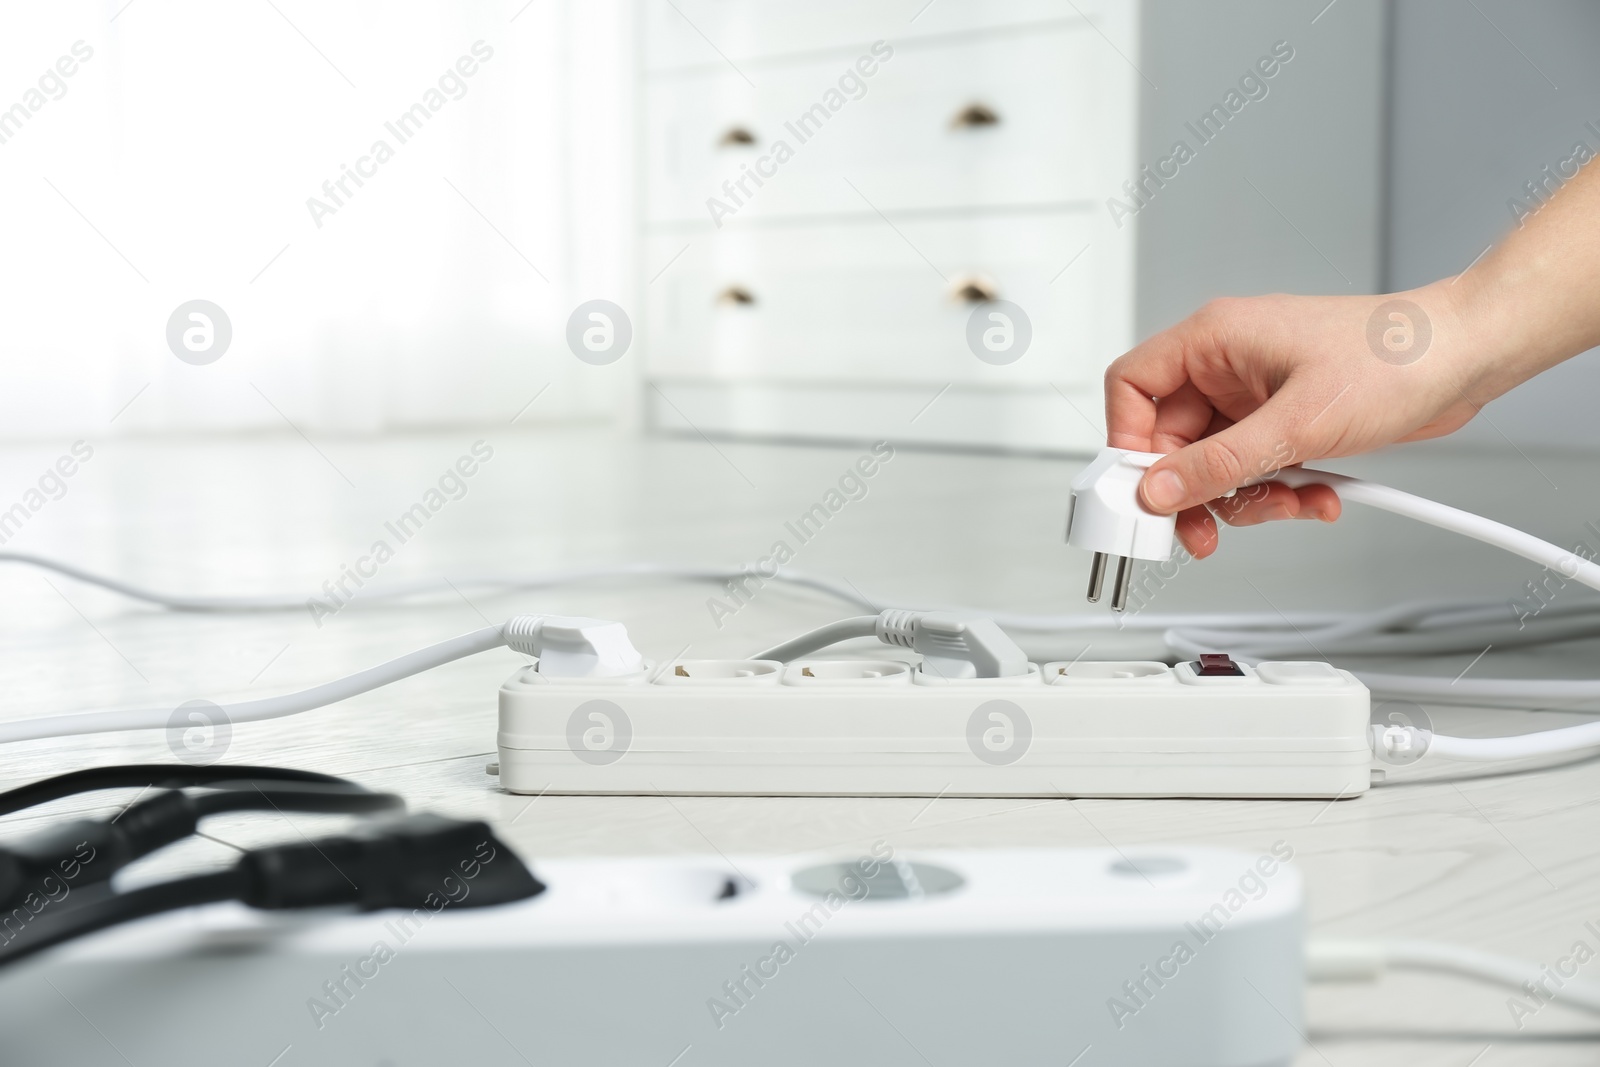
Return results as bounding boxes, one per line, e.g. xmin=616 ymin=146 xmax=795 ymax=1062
xmin=1443 ymin=157 xmax=1600 ymax=398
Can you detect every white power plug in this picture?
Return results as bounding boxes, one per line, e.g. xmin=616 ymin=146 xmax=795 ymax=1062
xmin=756 ymin=610 xmax=1032 ymax=679
xmin=1066 ymin=448 xmax=1179 ymax=611
xmin=502 ymin=615 xmax=645 ymax=678
xmin=875 ymin=610 xmax=1031 ymax=679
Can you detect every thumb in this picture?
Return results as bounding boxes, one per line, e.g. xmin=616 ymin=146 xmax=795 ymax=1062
xmin=1138 ymin=404 xmax=1302 ymax=514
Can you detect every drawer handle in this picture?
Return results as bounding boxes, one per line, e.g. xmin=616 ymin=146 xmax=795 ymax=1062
xmin=948 ymin=275 xmax=999 ymax=304
xmin=949 ymin=102 xmax=1000 ymax=129
xmin=718 ymin=126 xmax=757 ymax=147
xmin=715 ymin=285 xmax=756 ymax=306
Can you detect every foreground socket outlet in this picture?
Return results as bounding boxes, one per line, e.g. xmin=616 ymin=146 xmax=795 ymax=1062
xmin=0 ymin=847 xmax=1305 ymax=1067
xmin=495 ymin=657 xmax=1371 ymax=799
xmin=1066 ymin=448 xmax=1179 ymax=611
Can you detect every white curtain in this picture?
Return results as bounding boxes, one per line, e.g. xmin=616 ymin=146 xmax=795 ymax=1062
xmin=0 ymin=0 xmax=633 ymax=437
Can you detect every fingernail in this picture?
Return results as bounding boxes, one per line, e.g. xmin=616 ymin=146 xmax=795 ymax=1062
xmin=1267 ymin=503 xmax=1294 ymax=521
xmin=1297 ymin=506 xmax=1327 ymax=521
xmin=1142 ymin=469 xmax=1186 ymax=511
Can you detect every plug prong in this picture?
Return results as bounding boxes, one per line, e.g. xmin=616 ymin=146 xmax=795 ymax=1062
xmin=1086 ymin=551 xmax=1109 ymax=603
xmin=1110 ymin=555 xmax=1133 ymax=612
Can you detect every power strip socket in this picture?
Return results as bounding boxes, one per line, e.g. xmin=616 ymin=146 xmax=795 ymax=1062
xmin=495 ymin=657 xmax=1372 ymax=799
xmin=0 ymin=847 xmax=1305 ymax=1067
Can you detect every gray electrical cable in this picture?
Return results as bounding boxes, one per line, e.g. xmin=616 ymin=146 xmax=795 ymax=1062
xmin=753 ymin=616 xmax=880 ymax=662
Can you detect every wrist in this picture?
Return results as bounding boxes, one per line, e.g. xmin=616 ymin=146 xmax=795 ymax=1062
xmin=1417 ymin=276 xmax=1525 ymax=402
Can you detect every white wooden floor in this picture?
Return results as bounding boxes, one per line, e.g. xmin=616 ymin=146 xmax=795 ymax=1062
xmin=1 ymin=427 xmax=1597 ymax=1065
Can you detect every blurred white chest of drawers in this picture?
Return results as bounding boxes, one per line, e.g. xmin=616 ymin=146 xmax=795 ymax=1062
xmin=634 ymin=1 xmax=1386 ymax=453
xmin=637 ymin=0 xmax=1138 ymax=453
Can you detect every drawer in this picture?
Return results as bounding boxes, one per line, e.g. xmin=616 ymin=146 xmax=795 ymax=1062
xmin=642 ymin=0 xmax=1109 ymax=72
xmin=644 ymin=26 xmax=1135 ymax=221
xmin=641 ymin=211 xmax=1133 ymax=388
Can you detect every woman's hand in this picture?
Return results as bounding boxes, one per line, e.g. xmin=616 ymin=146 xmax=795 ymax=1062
xmin=1103 ymin=158 xmax=1600 ymax=559
xmin=1103 ymin=283 xmax=1491 ymax=558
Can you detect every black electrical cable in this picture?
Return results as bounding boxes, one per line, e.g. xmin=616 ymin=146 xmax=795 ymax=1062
xmin=0 ymin=768 xmax=404 ymax=913
xmin=0 ymin=869 xmax=244 ymax=969
xmin=185 ymin=783 xmax=404 ymax=818
xmin=0 ymin=764 xmax=365 ymax=817
xmin=0 ymin=764 xmax=539 ymax=975
xmin=0 ymin=814 xmax=545 ymax=970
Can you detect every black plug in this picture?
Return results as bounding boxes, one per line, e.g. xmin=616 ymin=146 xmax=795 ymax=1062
xmin=0 ymin=780 xmax=403 ymax=914
xmin=0 ymin=790 xmax=197 ymax=911
xmin=238 ymin=813 xmax=544 ymax=911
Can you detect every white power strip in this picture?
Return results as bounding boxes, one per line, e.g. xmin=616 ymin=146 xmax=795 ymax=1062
xmin=0 ymin=847 xmax=1306 ymax=1067
xmin=496 ymin=656 xmax=1372 ymax=799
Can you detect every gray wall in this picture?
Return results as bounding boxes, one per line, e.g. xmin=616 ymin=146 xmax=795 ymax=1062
xmin=1389 ymin=0 xmax=1600 ymax=451
xmin=1136 ymin=0 xmax=1389 ymax=337
xmin=1136 ymin=0 xmax=1600 ymax=452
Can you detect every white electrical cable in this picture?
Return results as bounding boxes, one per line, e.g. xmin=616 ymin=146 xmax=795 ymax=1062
xmin=8 ymin=540 xmax=1591 ymax=663
xmin=7 ymin=549 xmax=1594 ymax=670
xmin=3 ymin=545 xmax=1590 ymax=660
xmin=1426 ymin=722 xmax=1600 ymax=761
xmin=1163 ymin=604 xmax=1600 ymax=660
xmin=4 ymin=461 xmax=1600 ymax=761
xmin=746 ymin=464 xmax=1600 ymax=764
xmin=0 ymin=547 xmax=1549 ymax=648
xmin=0 ymin=615 xmax=644 ymax=746
xmin=1272 ymin=468 xmax=1600 ymax=591
xmin=1146 ymin=465 xmax=1600 ymax=655
xmin=0 ymin=551 xmax=881 ymax=615
xmin=1158 ymin=620 xmax=1600 ymax=662
xmin=1358 ymin=669 xmax=1600 ymax=708
xmin=1307 ymin=938 xmax=1600 ymax=1017
xmin=1153 ymin=463 xmax=1600 ymax=662
xmin=0 ymin=626 xmax=508 ymax=745
xmin=1372 ymin=718 xmax=1600 ymax=763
